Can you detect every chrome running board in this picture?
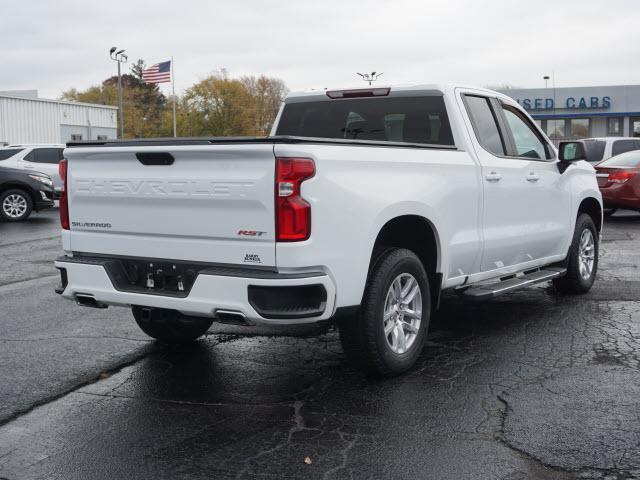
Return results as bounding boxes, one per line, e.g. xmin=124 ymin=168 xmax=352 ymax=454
xmin=460 ymin=267 xmax=566 ymax=300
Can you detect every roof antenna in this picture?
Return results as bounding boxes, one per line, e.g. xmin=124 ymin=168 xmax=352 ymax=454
xmin=356 ymin=72 xmax=383 ymax=86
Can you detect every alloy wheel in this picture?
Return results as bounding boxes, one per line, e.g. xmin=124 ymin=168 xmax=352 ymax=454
xmin=383 ymin=273 xmax=422 ymax=354
xmin=578 ymin=229 xmax=595 ymax=280
xmin=2 ymin=194 xmax=28 ymax=219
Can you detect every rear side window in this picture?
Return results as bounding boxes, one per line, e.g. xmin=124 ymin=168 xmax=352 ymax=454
xmin=275 ymin=96 xmax=454 ymax=146
xmin=463 ymin=95 xmax=505 ymax=156
xmin=598 ymin=151 xmax=640 ymax=168
xmin=24 ymin=148 xmax=63 ymax=164
xmin=612 ymin=139 xmax=640 ymax=157
xmin=583 ymin=140 xmax=606 ymax=162
xmin=0 ymin=148 xmax=24 ymax=160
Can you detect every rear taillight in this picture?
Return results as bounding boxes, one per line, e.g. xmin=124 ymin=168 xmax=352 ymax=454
xmin=59 ymin=159 xmax=69 ymax=230
xmin=275 ymin=157 xmax=315 ymax=242
xmin=608 ymin=170 xmax=636 ymax=184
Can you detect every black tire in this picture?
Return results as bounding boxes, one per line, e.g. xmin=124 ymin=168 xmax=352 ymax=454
xmin=339 ymin=248 xmax=431 ymax=377
xmin=553 ymin=213 xmax=598 ymax=294
xmin=0 ymin=189 xmax=33 ymax=222
xmin=132 ymin=306 xmax=213 ymax=343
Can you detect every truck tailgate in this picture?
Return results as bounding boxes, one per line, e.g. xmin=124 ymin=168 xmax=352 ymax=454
xmin=65 ymin=144 xmax=276 ymax=267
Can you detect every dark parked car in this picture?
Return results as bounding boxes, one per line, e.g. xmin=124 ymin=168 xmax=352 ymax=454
xmin=0 ymin=166 xmax=55 ymax=222
xmin=595 ymin=150 xmax=640 ymax=215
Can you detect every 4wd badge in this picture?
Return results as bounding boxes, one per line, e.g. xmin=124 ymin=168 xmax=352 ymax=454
xmin=244 ymin=254 xmax=261 ymax=264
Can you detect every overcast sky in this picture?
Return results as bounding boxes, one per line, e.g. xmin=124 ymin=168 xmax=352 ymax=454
xmin=2 ymin=0 xmax=639 ymax=99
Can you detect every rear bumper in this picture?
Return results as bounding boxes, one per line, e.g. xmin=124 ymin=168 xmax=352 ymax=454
xmin=600 ymin=183 xmax=640 ymax=210
xmin=54 ymin=256 xmax=337 ymax=325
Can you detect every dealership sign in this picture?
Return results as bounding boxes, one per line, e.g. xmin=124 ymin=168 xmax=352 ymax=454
xmin=516 ymin=96 xmax=611 ymax=111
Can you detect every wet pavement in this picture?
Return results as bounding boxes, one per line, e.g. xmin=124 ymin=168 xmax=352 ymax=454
xmin=1 ymin=209 xmax=639 ymax=479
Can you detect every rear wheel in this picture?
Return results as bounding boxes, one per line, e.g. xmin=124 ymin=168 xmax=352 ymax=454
xmin=132 ymin=306 xmax=213 ymax=343
xmin=339 ymin=248 xmax=430 ymax=377
xmin=553 ymin=213 xmax=598 ymax=294
xmin=0 ymin=189 xmax=33 ymax=222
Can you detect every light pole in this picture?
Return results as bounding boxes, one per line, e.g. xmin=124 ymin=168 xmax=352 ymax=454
xmin=110 ymin=46 xmax=127 ymax=139
xmin=544 ymin=75 xmax=550 ymax=88
xmin=357 ymin=71 xmax=383 ymax=86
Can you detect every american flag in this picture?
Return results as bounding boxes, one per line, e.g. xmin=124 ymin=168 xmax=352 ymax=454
xmin=142 ymin=61 xmax=172 ymax=84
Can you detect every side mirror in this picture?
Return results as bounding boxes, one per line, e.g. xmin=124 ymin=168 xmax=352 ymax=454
xmin=558 ymin=141 xmax=586 ymax=162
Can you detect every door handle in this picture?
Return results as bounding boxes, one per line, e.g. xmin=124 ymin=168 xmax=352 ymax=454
xmin=526 ymin=172 xmax=540 ymax=182
xmin=485 ymin=171 xmax=502 ymax=182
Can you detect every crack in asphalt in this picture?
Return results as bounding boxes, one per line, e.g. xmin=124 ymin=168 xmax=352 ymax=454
xmin=0 ymin=336 xmax=151 ymax=343
xmin=0 ymin=333 xmax=245 ymax=428
xmin=321 ymin=429 xmax=359 ymax=480
xmin=495 ymin=393 xmax=572 ymax=477
xmin=0 ymin=346 xmax=157 ymax=428
xmin=0 ymin=273 xmax=58 ymax=288
xmin=2 ymin=214 xmax=640 ymax=479
xmin=75 ymin=390 xmax=298 ymax=408
xmin=233 ymin=390 xmax=326 ymax=478
xmin=496 ymin=377 xmax=640 ymax=480
xmin=0 ymin=235 xmax=60 ymax=248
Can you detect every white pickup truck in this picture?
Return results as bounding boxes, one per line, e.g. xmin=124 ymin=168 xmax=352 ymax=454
xmin=55 ymin=84 xmax=602 ymax=376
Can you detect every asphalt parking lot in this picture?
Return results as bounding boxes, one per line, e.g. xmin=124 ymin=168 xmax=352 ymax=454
xmin=1 ymin=208 xmax=639 ymax=480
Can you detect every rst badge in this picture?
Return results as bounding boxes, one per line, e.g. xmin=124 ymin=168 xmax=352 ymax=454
xmin=238 ymin=230 xmax=267 ymax=237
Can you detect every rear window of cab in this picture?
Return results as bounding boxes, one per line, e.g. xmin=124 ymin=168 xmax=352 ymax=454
xmin=276 ymin=96 xmax=454 ymax=146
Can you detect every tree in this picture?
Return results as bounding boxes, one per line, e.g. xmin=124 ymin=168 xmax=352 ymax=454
xmin=60 ymin=67 xmax=287 ymax=138
xmin=182 ymin=74 xmax=253 ymax=136
xmin=240 ymin=75 xmax=288 ymax=135
xmin=60 ymin=59 xmax=169 ymax=138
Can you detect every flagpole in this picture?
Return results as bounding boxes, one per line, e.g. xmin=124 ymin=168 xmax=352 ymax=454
xmin=171 ymin=56 xmax=177 ymax=137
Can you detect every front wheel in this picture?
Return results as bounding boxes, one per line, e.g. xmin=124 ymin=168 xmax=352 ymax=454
xmin=553 ymin=213 xmax=599 ymax=294
xmin=339 ymin=248 xmax=430 ymax=377
xmin=132 ymin=306 xmax=213 ymax=343
xmin=0 ymin=189 xmax=33 ymax=222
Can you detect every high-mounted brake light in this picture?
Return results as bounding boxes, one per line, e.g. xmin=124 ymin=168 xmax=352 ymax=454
xmin=59 ymin=159 xmax=69 ymax=230
xmin=326 ymin=87 xmax=391 ymax=99
xmin=275 ymin=157 xmax=315 ymax=242
xmin=608 ymin=170 xmax=636 ymax=184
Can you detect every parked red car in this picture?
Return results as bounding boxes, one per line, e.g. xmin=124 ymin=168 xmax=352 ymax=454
xmin=595 ymin=150 xmax=640 ymax=214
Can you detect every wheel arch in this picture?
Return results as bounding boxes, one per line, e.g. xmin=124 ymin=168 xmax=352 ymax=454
xmin=0 ymin=182 xmax=38 ymax=205
xmin=369 ymin=214 xmax=442 ymax=309
xmin=578 ymin=196 xmax=603 ymax=233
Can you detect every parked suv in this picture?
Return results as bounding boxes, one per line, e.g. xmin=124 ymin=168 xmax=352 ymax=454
xmin=579 ymin=137 xmax=640 ymax=164
xmin=0 ymin=166 xmax=54 ymax=221
xmin=0 ymin=145 xmax=65 ymax=198
xmin=55 ymin=84 xmax=602 ymax=376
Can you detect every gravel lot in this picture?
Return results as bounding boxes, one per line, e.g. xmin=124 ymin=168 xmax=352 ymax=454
xmin=1 ymin=208 xmax=639 ymax=479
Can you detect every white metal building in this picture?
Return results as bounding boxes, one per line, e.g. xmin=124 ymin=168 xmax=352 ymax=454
xmin=0 ymin=91 xmax=117 ymax=145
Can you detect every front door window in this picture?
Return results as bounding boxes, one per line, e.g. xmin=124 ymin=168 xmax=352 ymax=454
xmin=501 ymin=106 xmax=550 ymax=160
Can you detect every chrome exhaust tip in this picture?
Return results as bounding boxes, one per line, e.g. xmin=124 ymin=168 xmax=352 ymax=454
xmin=75 ymin=294 xmax=108 ymax=309
xmin=214 ymin=309 xmax=254 ymax=326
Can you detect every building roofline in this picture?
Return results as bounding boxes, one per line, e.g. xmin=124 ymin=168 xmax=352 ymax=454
xmin=503 ymin=84 xmax=640 ymax=92
xmin=0 ymin=94 xmax=118 ymax=110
